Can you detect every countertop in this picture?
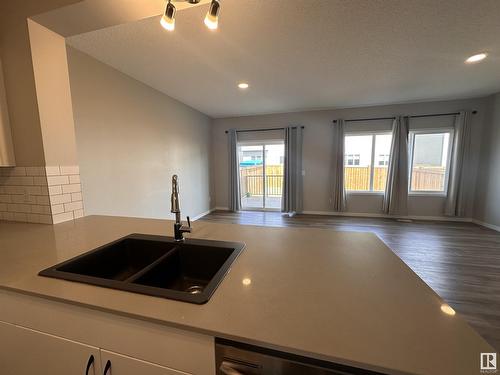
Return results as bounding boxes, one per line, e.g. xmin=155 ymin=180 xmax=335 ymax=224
xmin=0 ymin=215 xmax=494 ymax=374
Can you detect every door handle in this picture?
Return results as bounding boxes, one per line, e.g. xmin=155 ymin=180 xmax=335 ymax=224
xmin=220 ymin=361 xmax=245 ymax=375
xmin=103 ymin=360 xmax=111 ymax=375
xmin=85 ymin=355 xmax=95 ymax=375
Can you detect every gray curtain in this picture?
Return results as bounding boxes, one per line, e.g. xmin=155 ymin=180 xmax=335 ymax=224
xmin=228 ymin=129 xmax=241 ymax=211
xmin=383 ymin=116 xmax=409 ymax=215
xmin=331 ymin=120 xmax=346 ymax=211
xmin=281 ymin=126 xmax=303 ymax=215
xmin=445 ymin=111 xmax=472 ymax=217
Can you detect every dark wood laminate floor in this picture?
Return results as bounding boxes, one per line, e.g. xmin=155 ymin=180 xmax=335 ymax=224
xmin=200 ymin=210 xmax=500 ymax=350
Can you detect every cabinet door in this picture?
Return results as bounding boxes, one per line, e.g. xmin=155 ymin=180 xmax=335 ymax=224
xmin=0 ymin=321 xmax=100 ymax=375
xmin=101 ymin=350 xmax=192 ymax=375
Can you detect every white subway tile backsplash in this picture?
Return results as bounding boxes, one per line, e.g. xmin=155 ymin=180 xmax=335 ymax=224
xmin=25 ymin=186 xmax=42 ymax=195
xmin=60 ymin=166 xmax=79 ymax=175
xmin=51 ymin=204 xmax=65 ymax=215
xmin=47 ymin=175 xmax=69 ymax=186
xmin=64 ymin=201 xmax=83 ymax=212
xmin=25 ymin=167 xmax=46 ymax=176
xmin=3 ymin=186 xmax=25 ymax=195
xmin=74 ymin=209 xmax=84 ymax=219
xmin=33 ymin=177 xmax=49 ymax=186
xmin=1 ymin=165 xmax=84 ymax=225
xmin=53 ymin=211 xmax=74 ymax=224
xmin=36 ymin=195 xmax=50 ymax=205
xmin=11 ymin=194 xmax=37 ymax=204
xmin=2 ymin=212 xmax=14 ymax=221
xmin=6 ymin=167 xmax=27 ymax=177
xmin=0 ymin=168 xmax=12 ymax=177
xmin=7 ymin=204 xmax=18 ymax=212
xmin=48 ymin=185 xmax=63 ymax=196
xmin=69 ymin=175 xmax=81 ymax=184
xmin=45 ymin=166 xmax=61 ymax=176
xmin=38 ymin=214 xmax=53 ymax=224
xmin=4 ymin=176 xmax=34 ymax=186
xmin=62 ymin=184 xmax=81 ymax=194
xmin=13 ymin=212 xmax=28 ymax=222
xmin=32 ymin=205 xmax=51 ymax=215
xmin=71 ymin=192 xmax=82 ymax=202
xmin=50 ymin=194 xmax=72 ymax=205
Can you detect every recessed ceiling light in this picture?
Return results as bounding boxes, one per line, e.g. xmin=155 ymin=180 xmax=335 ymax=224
xmin=238 ymin=82 xmax=249 ymax=89
xmin=465 ymin=53 xmax=487 ymax=64
xmin=440 ymin=304 xmax=456 ymax=316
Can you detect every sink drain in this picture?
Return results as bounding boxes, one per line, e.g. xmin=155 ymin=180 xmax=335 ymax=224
xmin=186 ymin=285 xmax=204 ymax=295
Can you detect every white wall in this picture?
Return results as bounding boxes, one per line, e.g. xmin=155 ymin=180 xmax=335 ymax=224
xmin=67 ymin=47 xmax=212 ymax=220
xmin=212 ymin=97 xmax=489 ymax=218
xmin=474 ymin=93 xmax=500 ymax=228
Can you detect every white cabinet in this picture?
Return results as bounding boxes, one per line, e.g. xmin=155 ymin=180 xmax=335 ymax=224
xmin=0 ymin=291 xmax=214 ymax=375
xmin=0 ymin=321 xmax=100 ymax=375
xmin=101 ymin=350 xmax=189 ymax=375
xmin=0 ymin=321 xmax=194 ymax=375
xmin=0 ymin=58 xmax=15 ymax=166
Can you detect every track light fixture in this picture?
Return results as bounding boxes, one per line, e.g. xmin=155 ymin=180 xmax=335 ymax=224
xmin=204 ymin=0 xmax=221 ymax=30
xmin=160 ymin=0 xmax=176 ymax=31
xmin=160 ymin=0 xmax=222 ymax=31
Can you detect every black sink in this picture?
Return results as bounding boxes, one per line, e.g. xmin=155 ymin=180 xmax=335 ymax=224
xmin=39 ymin=234 xmax=245 ymax=304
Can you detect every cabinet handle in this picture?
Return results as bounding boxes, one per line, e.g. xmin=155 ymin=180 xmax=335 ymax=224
xmin=85 ymin=355 xmax=94 ymax=375
xmin=103 ymin=360 xmax=111 ymax=375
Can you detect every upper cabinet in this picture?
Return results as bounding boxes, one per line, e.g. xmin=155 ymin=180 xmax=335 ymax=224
xmin=0 ymin=58 xmax=15 ymax=167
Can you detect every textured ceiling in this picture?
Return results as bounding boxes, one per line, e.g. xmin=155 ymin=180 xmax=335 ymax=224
xmin=67 ymin=0 xmax=500 ymax=118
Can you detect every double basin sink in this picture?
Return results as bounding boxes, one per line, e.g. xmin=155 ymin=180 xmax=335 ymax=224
xmin=39 ymin=234 xmax=245 ymax=304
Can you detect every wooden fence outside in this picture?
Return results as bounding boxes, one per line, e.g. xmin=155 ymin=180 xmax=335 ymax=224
xmin=241 ymin=165 xmax=445 ymax=195
xmin=345 ymin=167 xmax=388 ymax=191
xmin=345 ymin=166 xmax=445 ymax=191
xmin=240 ymin=165 xmax=283 ymax=197
xmin=410 ymin=166 xmax=446 ymax=191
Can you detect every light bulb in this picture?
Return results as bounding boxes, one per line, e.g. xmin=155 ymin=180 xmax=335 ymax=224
xmin=160 ymin=1 xmax=176 ymax=31
xmin=204 ymin=0 xmax=221 ymax=30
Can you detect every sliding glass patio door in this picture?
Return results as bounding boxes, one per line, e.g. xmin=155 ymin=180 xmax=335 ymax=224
xmin=238 ymin=142 xmax=284 ymax=210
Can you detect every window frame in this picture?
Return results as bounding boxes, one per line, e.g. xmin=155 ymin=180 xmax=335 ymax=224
xmin=343 ymin=131 xmax=392 ymax=195
xmin=408 ymin=128 xmax=454 ymax=197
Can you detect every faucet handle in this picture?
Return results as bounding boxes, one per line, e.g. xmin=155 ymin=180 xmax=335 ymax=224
xmin=187 ymin=216 xmax=191 ymax=228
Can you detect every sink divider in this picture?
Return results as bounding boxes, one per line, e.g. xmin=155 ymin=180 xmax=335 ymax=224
xmin=123 ymin=246 xmax=180 ymax=284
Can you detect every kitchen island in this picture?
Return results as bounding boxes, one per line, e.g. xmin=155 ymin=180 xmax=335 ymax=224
xmin=0 ymin=215 xmax=494 ymax=374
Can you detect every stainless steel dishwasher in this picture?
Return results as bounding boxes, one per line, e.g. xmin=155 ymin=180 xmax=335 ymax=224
xmin=215 ymin=339 xmax=385 ymax=375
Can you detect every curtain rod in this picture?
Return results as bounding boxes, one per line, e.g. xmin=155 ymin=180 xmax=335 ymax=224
xmin=225 ymin=126 xmax=304 ymax=134
xmin=332 ymin=110 xmax=477 ymax=123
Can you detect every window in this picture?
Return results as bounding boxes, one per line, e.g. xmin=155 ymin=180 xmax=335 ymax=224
xmin=346 ymin=154 xmax=360 ymax=166
xmin=409 ymin=131 xmax=452 ymax=193
xmin=344 ymin=133 xmax=392 ymax=192
xmin=377 ymin=154 xmax=390 ymax=166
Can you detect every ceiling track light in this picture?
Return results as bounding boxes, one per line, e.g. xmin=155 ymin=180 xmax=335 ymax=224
xmin=160 ymin=0 xmax=222 ymax=31
xmin=204 ymin=0 xmax=221 ymax=30
xmin=160 ymin=0 xmax=176 ymax=31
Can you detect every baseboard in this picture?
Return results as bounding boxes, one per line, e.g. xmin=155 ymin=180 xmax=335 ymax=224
xmin=191 ymin=208 xmax=217 ymax=221
xmin=214 ymin=206 xmax=230 ymax=211
xmin=301 ymin=210 xmax=473 ymax=223
xmin=472 ymin=219 xmax=500 ymax=232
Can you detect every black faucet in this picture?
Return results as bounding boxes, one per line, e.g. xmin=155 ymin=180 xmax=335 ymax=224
xmin=171 ymin=175 xmax=191 ymax=241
